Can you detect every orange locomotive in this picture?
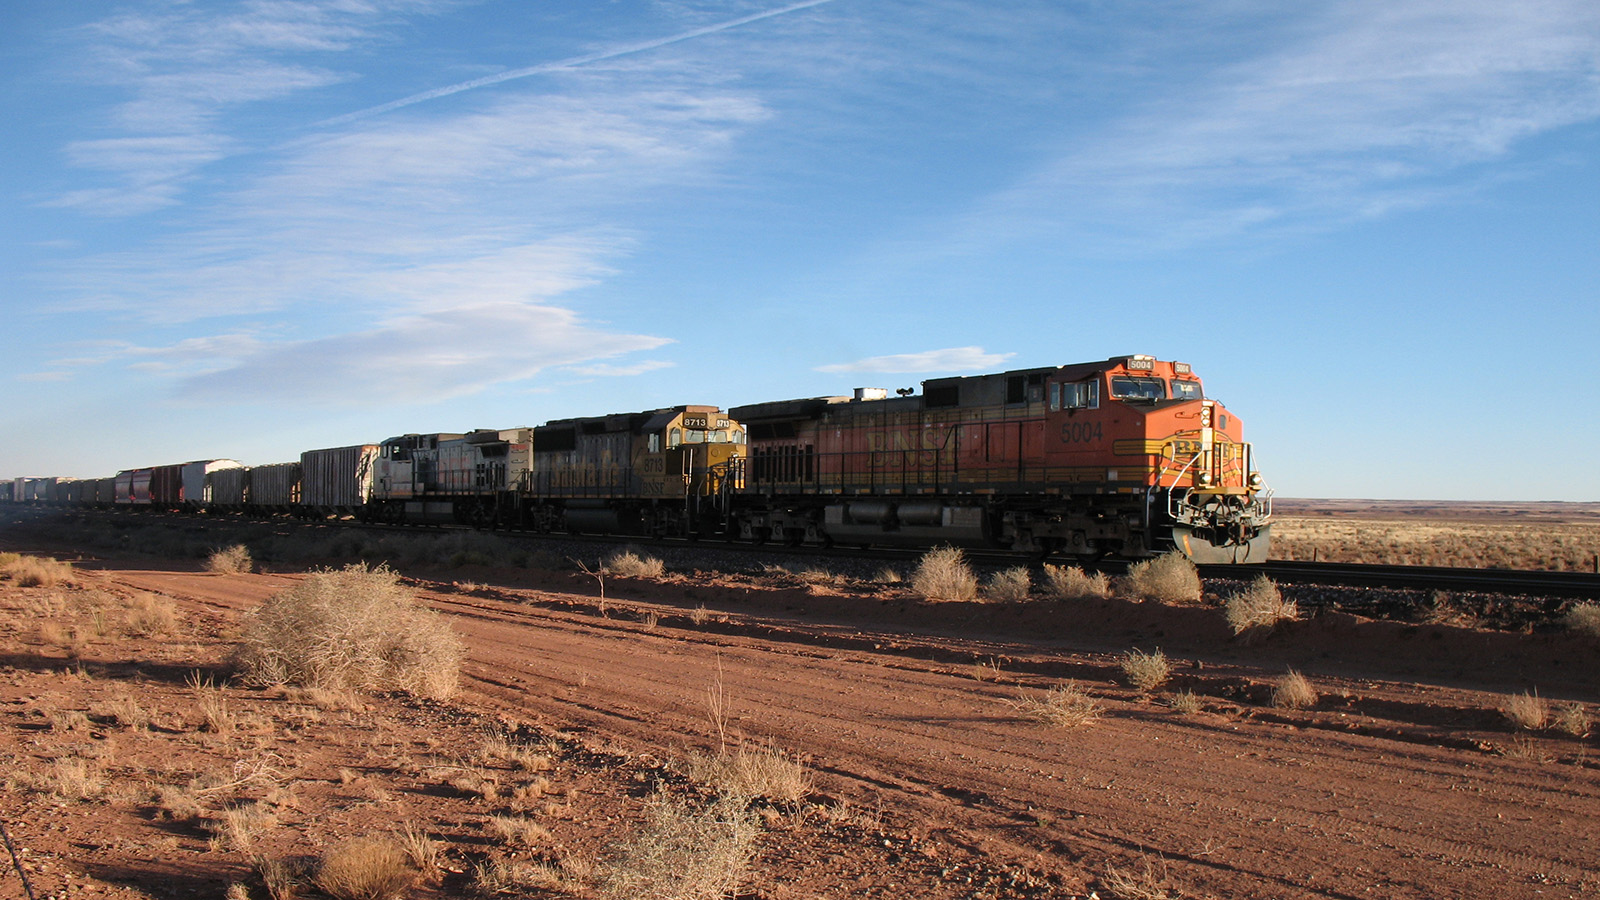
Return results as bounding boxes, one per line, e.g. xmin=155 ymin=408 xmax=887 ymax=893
xmin=728 ymin=355 xmax=1271 ymax=562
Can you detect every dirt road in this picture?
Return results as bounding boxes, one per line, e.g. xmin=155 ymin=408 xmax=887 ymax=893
xmin=108 ymin=563 xmax=1600 ymax=900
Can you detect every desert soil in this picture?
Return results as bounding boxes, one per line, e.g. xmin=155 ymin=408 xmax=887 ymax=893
xmin=3 ymin=514 xmax=1598 ymax=900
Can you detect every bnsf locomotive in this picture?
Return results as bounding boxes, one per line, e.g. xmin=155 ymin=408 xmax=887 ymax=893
xmin=3 ymin=355 xmax=1271 ymax=562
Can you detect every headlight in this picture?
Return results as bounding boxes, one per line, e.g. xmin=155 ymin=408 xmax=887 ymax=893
xmin=1198 ymin=471 xmax=1213 ymax=486
xmin=1248 ymin=473 xmax=1263 ymax=488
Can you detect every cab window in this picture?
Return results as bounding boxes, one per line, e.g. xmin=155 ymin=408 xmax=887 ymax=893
xmin=1172 ymin=380 xmax=1202 ymax=400
xmin=668 ymin=428 xmax=682 ymax=448
xmin=1062 ymin=380 xmax=1099 ymax=409
xmin=1110 ymin=376 xmax=1166 ymax=400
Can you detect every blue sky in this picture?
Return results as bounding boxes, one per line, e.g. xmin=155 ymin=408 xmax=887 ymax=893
xmin=3 ymin=0 xmax=1597 ymax=500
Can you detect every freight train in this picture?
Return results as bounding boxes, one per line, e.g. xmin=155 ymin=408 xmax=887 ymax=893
xmin=3 ymin=355 xmax=1272 ymax=562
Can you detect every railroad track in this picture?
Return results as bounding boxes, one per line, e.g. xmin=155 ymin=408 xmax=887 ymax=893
xmin=13 ymin=505 xmax=1599 ymax=600
xmin=1199 ymin=560 xmax=1600 ymax=599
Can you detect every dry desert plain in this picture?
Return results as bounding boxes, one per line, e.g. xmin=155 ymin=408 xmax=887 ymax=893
xmin=2 ymin=502 xmax=1598 ymax=900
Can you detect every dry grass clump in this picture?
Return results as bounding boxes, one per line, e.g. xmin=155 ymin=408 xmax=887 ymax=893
xmin=207 ymin=544 xmax=254 ymax=575
xmin=1167 ymin=690 xmax=1203 ymax=715
xmin=1010 ymin=681 xmax=1103 ymax=727
xmin=596 ymin=796 xmax=758 ymax=900
xmin=3 ymin=554 xmax=75 ymax=587
xmin=123 ymin=592 xmax=178 ymax=637
xmin=1118 ymin=552 xmax=1201 ymax=603
xmin=474 ymin=856 xmax=591 ymax=896
xmin=1501 ymin=691 xmax=1547 ymax=731
xmin=1565 ymin=602 xmax=1600 ymax=638
xmin=604 ymin=549 xmax=666 ymax=578
xmin=397 ymin=823 xmax=441 ymax=873
xmin=912 ymin=546 xmax=978 ymax=602
xmin=233 ymin=563 xmax=464 ymax=700
xmin=1101 ymin=856 xmax=1182 ymax=900
xmin=1120 ymin=649 xmax=1171 ymax=693
xmin=187 ymin=671 xmax=235 ymax=734
xmin=208 ymin=802 xmax=275 ymax=852
xmin=481 ymin=731 xmax=554 ymax=772
xmin=984 ymin=567 xmax=1032 ymax=602
xmin=38 ymin=757 xmax=105 ymax=801
xmin=1553 ymin=703 xmax=1591 ymax=738
xmin=1041 ymin=563 xmax=1111 ymax=600
xmin=92 ymin=694 xmax=150 ymax=731
xmin=1271 ymin=669 xmax=1319 ymax=710
xmin=488 ymin=814 xmax=552 ymax=847
xmin=1224 ymin=575 xmax=1298 ymax=635
xmin=687 ymin=744 xmax=811 ymax=804
xmin=315 ymin=837 xmax=416 ymax=900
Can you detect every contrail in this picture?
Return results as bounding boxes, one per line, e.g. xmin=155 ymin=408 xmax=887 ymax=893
xmin=320 ymin=0 xmax=836 ymax=127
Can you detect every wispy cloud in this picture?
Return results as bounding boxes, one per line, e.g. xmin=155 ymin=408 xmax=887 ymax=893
xmin=57 ymin=1 xmax=429 ymax=215
xmin=162 ymin=302 xmax=673 ymax=405
xmin=321 ymin=0 xmax=837 ymax=125
xmin=980 ymin=0 xmax=1600 ymax=249
xmin=562 ymin=360 xmax=676 ymax=377
xmin=817 ymin=347 xmax=1014 ymax=374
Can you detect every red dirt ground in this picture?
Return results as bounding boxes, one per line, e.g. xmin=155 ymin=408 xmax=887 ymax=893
xmin=3 ymin=528 xmax=1598 ymax=899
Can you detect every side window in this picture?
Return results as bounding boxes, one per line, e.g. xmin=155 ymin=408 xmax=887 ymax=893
xmin=1064 ymin=380 xmax=1099 ymax=409
xmin=1049 ymin=383 xmax=1061 ymax=411
xmin=648 ymin=433 xmax=661 ymax=453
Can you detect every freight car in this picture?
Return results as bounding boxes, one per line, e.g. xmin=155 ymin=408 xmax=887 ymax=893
xmin=2 ymin=355 xmax=1271 ymax=562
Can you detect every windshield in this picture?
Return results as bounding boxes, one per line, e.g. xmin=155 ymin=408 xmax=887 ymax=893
xmin=1171 ymin=380 xmax=1202 ymax=400
xmin=1110 ymin=376 xmax=1166 ymax=401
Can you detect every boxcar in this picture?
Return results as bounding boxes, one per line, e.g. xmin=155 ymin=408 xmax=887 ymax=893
xmin=250 ymin=462 xmax=302 ymax=510
xmin=300 ymin=445 xmax=380 ymax=516
xmin=208 ymin=467 xmax=250 ymax=509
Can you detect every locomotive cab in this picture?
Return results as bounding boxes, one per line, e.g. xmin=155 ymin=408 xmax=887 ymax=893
xmin=1044 ymin=355 xmax=1271 ymax=562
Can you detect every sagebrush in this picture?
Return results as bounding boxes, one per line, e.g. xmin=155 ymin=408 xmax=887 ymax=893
xmin=1118 ymin=552 xmax=1201 ymax=603
xmin=912 ymin=546 xmax=978 ymax=602
xmin=1120 ymin=649 xmax=1170 ymax=693
xmin=985 ymin=567 xmax=1032 ymax=603
xmin=207 ymin=544 xmax=254 ymax=575
xmin=596 ymin=797 xmax=758 ymax=900
xmin=1272 ymin=669 xmax=1318 ymax=710
xmin=1224 ymin=575 xmax=1298 ymax=635
xmin=232 ymin=563 xmax=463 ymax=700
xmin=315 ymin=837 xmax=415 ymax=900
xmin=1041 ymin=564 xmax=1111 ymax=600
xmin=1010 ymin=681 xmax=1103 ymax=727
xmin=605 ymin=549 xmax=666 ymax=578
